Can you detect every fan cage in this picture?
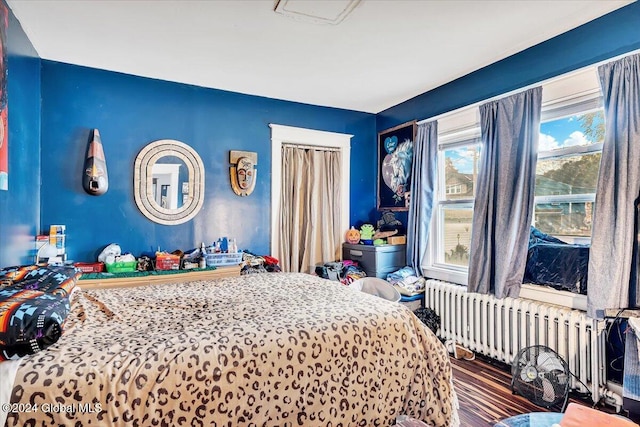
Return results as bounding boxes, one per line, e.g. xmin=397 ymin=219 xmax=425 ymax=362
xmin=511 ymin=344 xmax=570 ymax=410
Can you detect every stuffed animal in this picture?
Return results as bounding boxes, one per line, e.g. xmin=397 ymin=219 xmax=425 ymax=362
xmin=359 ymin=224 xmax=375 ymax=240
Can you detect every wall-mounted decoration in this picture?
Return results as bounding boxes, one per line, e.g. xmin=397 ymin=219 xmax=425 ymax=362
xmin=0 ymin=3 xmax=8 ymax=191
xmin=377 ymin=120 xmax=416 ymax=211
xmin=134 ymin=139 xmax=205 ymax=225
xmin=82 ymin=129 xmax=109 ymax=195
xmin=229 ymin=150 xmax=257 ymax=196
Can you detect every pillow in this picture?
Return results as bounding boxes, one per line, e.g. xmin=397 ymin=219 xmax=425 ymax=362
xmin=0 ymin=265 xmax=80 ymax=360
xmin=0 ymin=264 xmax=79 ymax=296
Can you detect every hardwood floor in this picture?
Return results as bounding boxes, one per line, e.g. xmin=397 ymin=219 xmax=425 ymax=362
xmin=449 ymin=355 xmax=605 ymax=426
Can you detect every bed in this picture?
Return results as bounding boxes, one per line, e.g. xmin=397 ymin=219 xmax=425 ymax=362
xmin=3 ymin=271 xmax=458 ymax=427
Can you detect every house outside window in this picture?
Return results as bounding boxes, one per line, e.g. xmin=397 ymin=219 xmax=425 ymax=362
xmin=534 ymin=109 xmax=603 ymax=239
xmin=439 ymin=143 xmax=480 ymax=267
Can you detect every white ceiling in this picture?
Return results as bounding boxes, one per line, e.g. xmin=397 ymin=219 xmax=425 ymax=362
xmin=6 ymin=0 xmax=633 ymax=114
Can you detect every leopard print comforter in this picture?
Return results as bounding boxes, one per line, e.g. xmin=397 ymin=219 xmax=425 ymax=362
xmin=6 ymin=273 xmax=458 ymax=427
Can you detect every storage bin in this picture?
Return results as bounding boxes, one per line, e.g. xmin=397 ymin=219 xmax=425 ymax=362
xmin=74 ymin=262 xmax=104 ymax=273
xmin=342 ymin=243 xmax=406 ymax=279
xmin=105 ymin=261 xmax=137 ymax=273
xmin=205 ymin=252 xmax=243 ymax=267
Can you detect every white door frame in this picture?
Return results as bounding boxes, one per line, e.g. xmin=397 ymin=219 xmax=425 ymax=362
xmin=270 ymin=124 xmax=352 ymax=261
xmin=151 ymin=163 xmax=181 ymax=209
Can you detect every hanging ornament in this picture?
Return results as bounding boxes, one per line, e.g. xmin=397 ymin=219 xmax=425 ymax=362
xmin=82 ymin=128 xmax=109 ymax=195
xmin=229 ymin=150 xmax=257 ymax=196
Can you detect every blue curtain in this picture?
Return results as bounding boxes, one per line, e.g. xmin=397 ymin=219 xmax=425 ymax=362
xmin=587 ymin=53 xmax=640 ymax=318
xmin=407 ymin=121 xmax=438 ymax=276
xmin=468 ymin=87 xmax=542 ymax=298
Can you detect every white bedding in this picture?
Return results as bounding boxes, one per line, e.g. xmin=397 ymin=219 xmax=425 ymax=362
xmin=0 ymin=360 xmax=20 ymax=427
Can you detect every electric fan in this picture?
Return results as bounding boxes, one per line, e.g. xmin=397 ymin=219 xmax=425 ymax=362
xmin=511 ymin=345 xmax=571 ymax=411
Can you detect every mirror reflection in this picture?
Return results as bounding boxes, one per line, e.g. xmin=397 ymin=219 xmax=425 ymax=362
xmin=151 ymin=156 xmax=189 ymax=209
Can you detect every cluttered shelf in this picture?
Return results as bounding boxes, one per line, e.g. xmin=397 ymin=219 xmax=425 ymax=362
xmin=77 ymin=264 xmax=241 ymax=289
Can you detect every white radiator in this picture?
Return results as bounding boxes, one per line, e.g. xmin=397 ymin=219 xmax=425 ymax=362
xmin=424 ymin=279 xmax=622 ymax=408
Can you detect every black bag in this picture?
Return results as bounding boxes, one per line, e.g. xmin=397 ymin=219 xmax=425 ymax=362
xmin=315 ymin=262 xmax=344 ymax=281
xmin=413 ymin=307 xmax=440 ymax=335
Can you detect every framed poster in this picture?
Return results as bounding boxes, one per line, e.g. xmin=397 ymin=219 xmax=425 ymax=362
xmin=377 ymin=120 xmax=416 ymax=211
xmin=0 ymin=2 xmax=7 ymax=191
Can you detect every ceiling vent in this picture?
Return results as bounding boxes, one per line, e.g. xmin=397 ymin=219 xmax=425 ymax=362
xmin=273 ymin=0 xmax=361 ymax=25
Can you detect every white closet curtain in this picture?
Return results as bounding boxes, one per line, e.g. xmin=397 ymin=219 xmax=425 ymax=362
xmin=279 ymin=145 xmax=341 ymax=273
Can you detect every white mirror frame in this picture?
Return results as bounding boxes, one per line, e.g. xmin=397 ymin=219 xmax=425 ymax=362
xmin=134 ymin=139 xmax=205 ymax=225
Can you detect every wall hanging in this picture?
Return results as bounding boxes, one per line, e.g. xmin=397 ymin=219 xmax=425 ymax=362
xmin=82 ymin=129 xmax=109 ymax=195
xmin=377 ymin=120 xmax=416 ymax=211
xmin=229 ymin=150 xmax=257 ymax=196
xmin=133 ymin=139 xmax=205 ymax=225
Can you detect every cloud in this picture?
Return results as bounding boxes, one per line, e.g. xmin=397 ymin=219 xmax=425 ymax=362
xmin=563 ymin=131 xmax=588 ymax=147
xmin=448 ymin=147 xmax=478 ymax=174
xmin=538 ymin=133 xmax=560 ymax=151
xmin=538 ymin=130 xmax=588 ymax=152
xmin=454 ymin=158 xmax=474 ymax=174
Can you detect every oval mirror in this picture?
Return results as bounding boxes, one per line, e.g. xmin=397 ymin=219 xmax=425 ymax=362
xmin=134 ymin=140 xmax=204 ymax=225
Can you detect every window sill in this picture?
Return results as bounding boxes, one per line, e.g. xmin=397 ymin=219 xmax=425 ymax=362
xmin=423 ymin=266 xmax=587 ymax=311
xmin=423 ymin=265 xmax=468 ymax=287
xmin=519 ymin=283 xmax=587 ymax=311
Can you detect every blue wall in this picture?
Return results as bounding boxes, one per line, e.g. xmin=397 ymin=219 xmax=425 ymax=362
xmin=377 ymin=1 xmax=640 ymax=131
xmin=3 ymin=1 xmax=640 ymax=266
xmin=39 ymin=63 xmax=376 ymax=262
xmin=0 ymin=5 xmax=40 ymax=267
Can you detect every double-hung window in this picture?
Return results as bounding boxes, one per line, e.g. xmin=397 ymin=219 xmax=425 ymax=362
xmin=535 ymin=109 xmax=603 ymax=241
xmin=422 ymin=66 xmax=603 ymax=284
xmin=423 ymin=109 xmax=481 ymax=285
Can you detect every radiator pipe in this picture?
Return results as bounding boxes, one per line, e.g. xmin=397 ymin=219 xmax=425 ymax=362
xmin=601 ymin=383 xmax=624 ymax=412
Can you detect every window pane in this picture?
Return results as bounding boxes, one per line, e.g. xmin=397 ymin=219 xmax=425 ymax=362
xmin=539 ymin=110 xmax=604 ymax=153
xmin=534 ymin=201 xmax=593 ymax=237
xmin=535 ymin=152 xmax=601 ymax=196
xmin=444 ymin=146 xmax=480 ymax=201
xmin=441 ymin=206 xmax=473 ymax=266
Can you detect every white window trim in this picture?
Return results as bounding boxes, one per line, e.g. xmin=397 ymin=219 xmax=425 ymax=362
xmin=538 ymin=141 xmax=603 ymax=160
xmin=269 ymin=124 xmax=352 ymax=261
xmin=424 ymin=140 xmax=479 ymax=286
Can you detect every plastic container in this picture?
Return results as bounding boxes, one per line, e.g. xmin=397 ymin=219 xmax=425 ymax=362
xmin=105 ymin=261 xmax=137 ymax=273
xmin=349 ymin=277 xmax=401 ymax=302
xmin=205 ymin=252 xmax=243 ymax=267
xmin=228 ymin=238 xmax=237 ymax=254
xmin=74 ymin=262 xmax=105 ymax=273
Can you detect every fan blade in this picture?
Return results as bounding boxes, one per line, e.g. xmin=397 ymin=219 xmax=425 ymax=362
xmin=537 ymin=351 xmax=565 ymax=372
xmin=541 ymin=377 xmax=557 ymax=403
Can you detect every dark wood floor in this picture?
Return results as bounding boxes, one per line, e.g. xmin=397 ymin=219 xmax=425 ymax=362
xmin=449 ymin=355 xmax=610 ymax=426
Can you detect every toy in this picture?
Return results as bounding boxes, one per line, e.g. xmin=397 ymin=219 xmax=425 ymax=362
xmin=345 ymin=226 xmax=361 ymax=244
xmin=373 ymin=229 xmax=398 ymax=241
xmin=359 ymin=224 xmax=375 ymax=240
xmin=377 ymin=210 xmax=403 ymax=230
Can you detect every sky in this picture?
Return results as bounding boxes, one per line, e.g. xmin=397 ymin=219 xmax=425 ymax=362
xmin=539 ymin=113 xmax=598 ymax=152
xmin=445 ymin=113 xmax=600 ymax=174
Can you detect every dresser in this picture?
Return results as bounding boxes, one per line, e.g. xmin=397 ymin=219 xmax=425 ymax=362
xmin=78 ymin=265 xmax=241 ymax=289
xmin=342 ymin=243 xmax=406 ymax=279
